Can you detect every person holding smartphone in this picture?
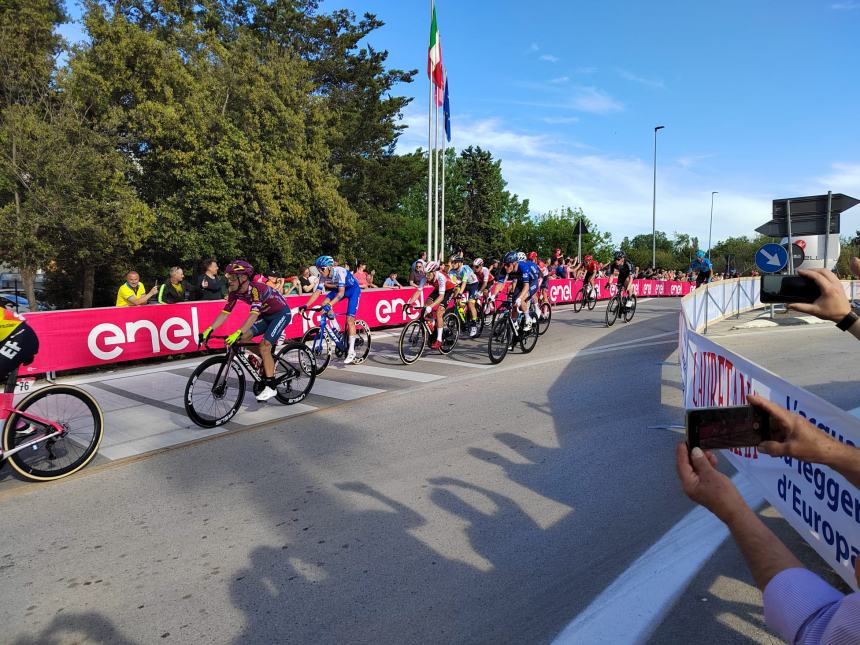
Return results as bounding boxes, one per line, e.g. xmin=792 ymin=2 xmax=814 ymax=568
xmin=784 ymin=267 xmax=860 ymax=340
xmin=677 ymin=392 xmax=860 ymax=644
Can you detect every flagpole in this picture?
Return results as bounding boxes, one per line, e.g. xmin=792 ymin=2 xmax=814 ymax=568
xmin=441 ymin=144 xmax=446 ymax=259
xmin=426 ymin=2 xmax=434 ymax=260
xmin=433 ymin=96 xmax=440 ymax=261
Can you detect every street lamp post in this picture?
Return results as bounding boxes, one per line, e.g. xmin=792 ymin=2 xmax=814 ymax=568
xmin=651 ymin=125 xmax=665 ymax=269
xmin=708 ymin=191 xmax=718 ymax=261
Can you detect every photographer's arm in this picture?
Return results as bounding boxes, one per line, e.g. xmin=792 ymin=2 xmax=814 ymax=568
xmin=788 ymin=268 xmax=860 ymax=341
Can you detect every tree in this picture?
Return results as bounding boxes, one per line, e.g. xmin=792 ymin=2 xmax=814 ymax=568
xmin=0 ymin=0 xmax=67 ymax=306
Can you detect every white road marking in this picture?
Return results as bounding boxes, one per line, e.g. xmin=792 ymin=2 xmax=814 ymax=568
xmin=553 ymin=472 xmax=764 ymax=645
xmin=310 ymin=379 xmax=386 ymax=400
xmin=330 ymin=364 xmax=443 ymax=382
xmin=419 ymin=357 xmax=493 ymax=369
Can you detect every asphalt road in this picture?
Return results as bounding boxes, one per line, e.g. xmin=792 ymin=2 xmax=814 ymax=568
xmin=1 ymin=299 xmax=848 ymax=644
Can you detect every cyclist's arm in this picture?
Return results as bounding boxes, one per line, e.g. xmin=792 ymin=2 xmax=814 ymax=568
xmin=238 ymin=310 xmax=260 ymax=336
xmin=304 ymin=290 xmax=321 ymax=309
xmin=209 ymin=310 xmax=231 ymax=331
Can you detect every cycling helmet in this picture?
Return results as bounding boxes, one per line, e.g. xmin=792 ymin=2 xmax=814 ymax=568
xmin=473 ymin=258 xmax=484 ymax=267
xmin=315 ymin=255 xmax=335 ymax=269
xmin=425 ymin=260 xmax=440 ymax=273
xmin=584 ymin=255 xmax=593 ymax=262
xmin=528 ymin=251 xmax=538 ymax=261
xmin=696 ymin=250 xmax=705 ymax=258
xmin=503 ymin=251 xmax=519 ymax=264
xmin=451 ymin=256 xmax=464 ymax=264
xmin=225 ymin=260 xmax=254 ymax=276
xmin=516 ymin=251 xmax=527 ymax=262
xmin=613 ymin=250 xmax=625 ymax=261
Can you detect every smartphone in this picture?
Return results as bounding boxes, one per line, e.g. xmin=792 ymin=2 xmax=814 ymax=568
xmin=686 ymin=405 xmax=771 ymax=449
xmin=760 ymin=274 xmax=820 ymax=304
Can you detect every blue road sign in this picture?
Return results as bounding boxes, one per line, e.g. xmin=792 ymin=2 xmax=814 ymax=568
xmin=756 ymin=243 xmax=788 ymax=273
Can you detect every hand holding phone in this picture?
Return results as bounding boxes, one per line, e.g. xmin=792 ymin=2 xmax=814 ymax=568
xmin=686 ymin=405 xmax=771 ymax=450
xmin=760 ymin=274 xmax=821 ymax=304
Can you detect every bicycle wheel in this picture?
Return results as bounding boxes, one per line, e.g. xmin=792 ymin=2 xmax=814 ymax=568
xmin=184 ymin=356 xmax=246 ymax=428
xmin=352 ymin=320 xmax=372 ymax=364
xmin=623 ymin=293 xmax=637 ymax=322
xmin=519 ymin=320 xmax=539 ymax=353
xmin=587 ymin=288 xmax=597 ymax=311
xmin=440 ymin=311 xmax=460 ymax=355
xmin=605 ymin=295 xmax=620 ymax=327
xmin=302 ymin=327 xmax=332 ymax=375
xmin=398 ymin=320 xmax=426 ymax=364
xmin=487 ymin=316 xmax=512 ymax=364
xmin=572 ymin=288 xmax=584 ymax=313
xmin=537 ymin=302 xmax=552 ymax=336
xmin=2 ymin=385 xmax=104 ymax=481
xmin=274 ymin=343 xmax=316 ymax=405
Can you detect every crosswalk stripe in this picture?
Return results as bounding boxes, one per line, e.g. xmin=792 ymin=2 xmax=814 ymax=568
xmin=331 ymin=363 xmax=443 ymax=382
xmin=311 ymin=379 xmax=386 ymax=400
xmin=419 ymin=357 xmax=492 ymax=369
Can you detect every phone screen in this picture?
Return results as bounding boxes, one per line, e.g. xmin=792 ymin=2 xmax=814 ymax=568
xmin=760 ymin=274 xmax=821 ymax=304
xmin=686 ymin=405 xmax=770 ymax=449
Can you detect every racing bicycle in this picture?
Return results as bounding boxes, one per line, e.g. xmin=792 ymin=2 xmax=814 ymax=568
xmin=184 ymin=335 xmax=316 ymax=427
xmin=573 ymin=282 xmax=598 ymax=313
xmin=398 ymin=303 xmax=460 ymax=364
xmin=487 ymin=294 xmax=539 ymax=364
xmin=300 ymin=308 xmax=371 ymax=374
xmin=605 ymin=287 xmax=637 ymax=327
xmin=1 ymin=369 xmax=103 ymax=481
xmin=452 ymin=293 xmax=485 ymax=338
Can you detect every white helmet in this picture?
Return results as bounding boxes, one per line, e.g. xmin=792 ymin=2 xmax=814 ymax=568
xmin=516 ymin=251 xmax=527 ymax=262
xmin=472 ymin=258 xmax=484 ymax=267
xmin=425 ymin=261 xmax=440 ymax=273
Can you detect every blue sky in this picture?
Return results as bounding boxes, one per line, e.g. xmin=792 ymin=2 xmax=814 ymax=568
xmin=58 ymin=1 xmax=860 ymax=247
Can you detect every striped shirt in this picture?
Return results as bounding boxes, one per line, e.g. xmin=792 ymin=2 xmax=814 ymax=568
xmin=764 ymin=568 xmax=860 ymax=644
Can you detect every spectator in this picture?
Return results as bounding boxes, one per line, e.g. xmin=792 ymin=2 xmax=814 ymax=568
xmin=297 ymin=266 xmax=316 ymax=294
xmin=116 ymin=270 xmax=157 ymax=307
xmin=353 ymin=261 xmax=376 ymax=288
xmin=194 ymin=258 xmax=227 ymax=301
xmin=267 ymin=274 xmax=288 ymax=295
xmin=676 ymin=396 xmax=860 ymax=644
xmin=383 ymin=272 xmax=401 ymax=288
xmin=157 ymin=267 xmax=192 ymax=304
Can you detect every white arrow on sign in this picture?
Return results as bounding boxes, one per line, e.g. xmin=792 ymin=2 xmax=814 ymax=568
xmin=760 ymin=248 xmax=783 ymax=267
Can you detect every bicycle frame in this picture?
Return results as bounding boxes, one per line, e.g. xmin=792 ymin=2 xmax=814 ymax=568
xmin=303 ymin=309 xmax=348 ymax=354
xmin=0 ymin=377 xmax=65 ymax=462
xmin=199 ymin=336 xmax=268 ymax=391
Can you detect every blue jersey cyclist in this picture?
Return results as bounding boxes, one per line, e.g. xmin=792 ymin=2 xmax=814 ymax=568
xmin=449 ymin=256 xmax=481 ymax=337
xmin=202 ymin=260 xmax=292 ymax=402
xmin=491 ymin=251 xmax=541 ymax=331
xmin=689 ymin=250 xmax=713 ymax=287
xmin=300 ymin=256 xmax=362 ymax=365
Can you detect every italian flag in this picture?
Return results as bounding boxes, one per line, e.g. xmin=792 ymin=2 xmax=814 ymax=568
xmin=428 ymin=5 xmax=444 ymax=88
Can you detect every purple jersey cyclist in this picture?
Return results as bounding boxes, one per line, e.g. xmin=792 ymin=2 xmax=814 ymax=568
xmin=202 ymin=260 xmax=292 ymax=402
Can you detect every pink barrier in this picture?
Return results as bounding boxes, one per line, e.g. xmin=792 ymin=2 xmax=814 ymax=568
xmin=20 ymin=278 xmax=693 ymax=375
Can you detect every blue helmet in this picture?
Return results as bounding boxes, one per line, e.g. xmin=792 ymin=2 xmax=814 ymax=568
xmin=503 ymin=251 xmax=519 ymax=264
xmin=315 ymin=255 xmax=335 ymax=269
xmin=696 ymin=250 xmax=705 ymax=258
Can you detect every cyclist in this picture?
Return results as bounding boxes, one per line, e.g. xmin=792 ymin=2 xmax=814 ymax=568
xmin=689 ymin=250 xmax=713 ymax=287
xmin=581 ymin=254 xmax=600 ymax=297
xmin=473 ymin=258 xmax=494 ymax=299
xmin=528 ymin=251 xmax=551 ymax=307
xmin=605 ymin=251 xmax=635 ymax=309
xmin=422 ymin=261 xmax=457 ymax=350
xmin=202 ymin=260 xmax=292 ymax=402
xmin=492 ymin=251 xmax=541 ymax=330
xmin=0 ymin=308 xmax=39 ymax=395
xmin=449 ymin=257 xmax=481 ymax=337
xmin=300 ymin=255 xmax=362 ymax=365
